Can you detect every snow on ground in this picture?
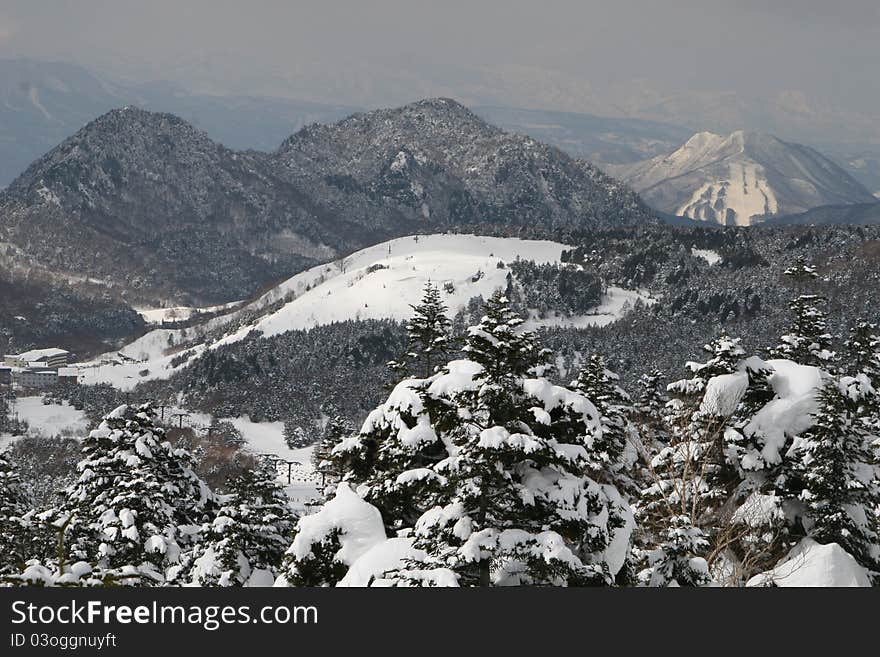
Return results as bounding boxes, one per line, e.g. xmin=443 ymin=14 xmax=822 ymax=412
xmin=691 ymin=248 xmax=722 ymax=265
xmin=77 ymin=342 xmax=209 ymax=391
xmin=221 ymin=420 xmax=319 ymax=504
xmin=135 ymin=301 xmax=243 ymax=325
xmin=523 ymin=287 xmax=656 ymax=329
xmin=1 ymin=397 xmax=90 ymax=448
xmin=747 ymin=539 xmax=871 ymax=587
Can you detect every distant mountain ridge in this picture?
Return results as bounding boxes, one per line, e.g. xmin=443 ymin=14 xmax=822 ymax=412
xmin=473 ymin=106 xmax=693 ymax=165
xmin=0 ymin=58 xmax=355 ymax=188
xmin=773 ymin=201 xmax=880 ymax=226
xmin=608 ymin=130 xmax=875 ymax=226
xmin=0 ymin=98 xmax=655 ymax=308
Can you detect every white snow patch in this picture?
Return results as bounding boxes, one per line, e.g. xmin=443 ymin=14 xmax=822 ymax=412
xmin=289 ymin=484 xmax=386 ymax=567
xmin=135 ymin=301 xmax=243 ymax=325
xmin=747 ymin=539 xmax=871 ymax=587
xmin=523 ymin=287 xmax=656 ymax=329
xmin=691 ymin=248 xmax=722 ymax=265
xmin=1 ymin=396 xmax=89 ymax=447
xmin=338 ymin=537 xmax=424 ymax=587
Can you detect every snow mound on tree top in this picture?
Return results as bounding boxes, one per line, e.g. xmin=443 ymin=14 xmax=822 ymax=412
xmin=747 ymin=539 xmax=871 ymax=587
xmin=338 ymin=537 xmax=426 ymax=587
xmin=700 ymin=371 xmax=749 ymax=416
xmin=700 ymin=358 xmax=825 ymax=470
xmin=743 ymin=359 xmax=826 ymax=466
xmin=288 ymin=483 xmax=386 ymax=566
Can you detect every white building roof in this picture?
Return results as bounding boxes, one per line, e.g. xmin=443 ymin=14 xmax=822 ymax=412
xmin=16 ymin=348 xmax=69 ymax=361
xmin=57 ymin=367 xmax=79 ymax=377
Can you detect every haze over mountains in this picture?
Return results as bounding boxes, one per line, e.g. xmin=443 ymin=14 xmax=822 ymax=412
xmin=3 ymin=57 xmax=880 ymax=197
xmin=0 ymin=58 xmax=353 ymax=188
xmin=608 ymin=130 xmax=875 ymax=225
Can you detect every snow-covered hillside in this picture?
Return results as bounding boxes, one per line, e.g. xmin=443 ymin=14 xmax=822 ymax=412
xmin=608 ymin=130 xmax=874 ymax=225
xmin=135 ymin=301 xmax=243 ymax=325
xmin=0 ymin=397 xmax=90 ymax=449
xmin=76 ymin=234 xmax=655 ymax=389
xmin=219 ymin=234 xmax=623 ymax=343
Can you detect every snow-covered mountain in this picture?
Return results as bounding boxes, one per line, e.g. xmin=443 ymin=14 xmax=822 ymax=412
xmin=607 ymin=130 xmax=875 ymax=225
xmin=0 ymin=98 xmax=655 ymax=310
xmin=76 ymin=234 xmax=654 ymax=390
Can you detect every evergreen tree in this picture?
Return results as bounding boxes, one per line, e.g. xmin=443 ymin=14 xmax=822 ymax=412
xmin=283 ymin=423 xmax=311 ymax=449
xmin=388 ymin=292 xmax=632 ymax=586
xmin=725 ymin=359 xmax=779 ymax=474
xmin=846 ymin=320 xmax=880 ymax=385
xmin=59 ymin=404 xmax=215 ymax=585
xmin=573 ymin=354 xmax=630 ymax=477
xmin=772 ymin=259 xmax=835 ymax=367
xmin=329 ymin=387 xmax=446 ymax=532
xmin=388 ymin=283 xmax=454 ymax=379
xmin=635 ymin=370 xmax=667 ymax=422
xmin=195 ymin=464 xmax=296 ymax=586
xmin=0 ymin=452 xmax=30 ymax=575
xmin=720 ymin=358 xmax=793 ymax=580
xmin=643 ymin=515 xmax=711 ymax=587
xmin=461 ymin=291 xmax=550 ymax=381
xmin=331 ymin=293 xmax=457 ymax=532
xmin=790 ymin=377 xmax=880 ymax=572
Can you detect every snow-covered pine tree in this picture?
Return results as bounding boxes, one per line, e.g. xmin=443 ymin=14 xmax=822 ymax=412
xmin=281 ymin=483 xmax=386 ymax=587
xmin=789 ymin=376 xmax=880 ymax=573
xmin=845 ymin=320 xmax=880 ymax=433
xmin=724 ymin=356 xmax=779 ymax=476
xmin=388 ymin=282 xmax=454 ymax=379
xmin=718 ymin=357 xmax=793 ymax=581
xmin=283 ymin=423 xmax=309 ymax=449
xmin=194 ymin=464 xmax=296 ymax=586
xmin=330 ymin=293 xmax=454 ymax=532
xmin=388 ymin=291 xmax=632 ymax=586
xmin=0 ymin=452 xmax=30 ymax=575
xmin=644 ymin=515 xmax=711 ymax=587
xmin=772 ymin=259 xmax=835 ymax=367
xmin=846 ymin=321 xmax=880 ymax=382
xmin=635 ymin=369 xmax=668 ymax=423
xmin=328 ymin=385 xmax=447 ymax=532
xmin=461 ymin=290 xmax=549 ymax=382
xmin=630 ymin=370 xmax=670 ymax=499
xmin=573 ymin=353 xmax=630 ymax=477
xmin=60 ymin=404 xmax=215 ymax=585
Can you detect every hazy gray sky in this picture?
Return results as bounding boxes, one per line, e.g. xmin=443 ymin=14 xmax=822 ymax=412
xmin=1 ymin=0 xmax=878 ymax=116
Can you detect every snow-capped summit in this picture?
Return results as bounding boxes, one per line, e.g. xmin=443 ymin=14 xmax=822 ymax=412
xmin=607 ymin=130 xmax=875 ymax=225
